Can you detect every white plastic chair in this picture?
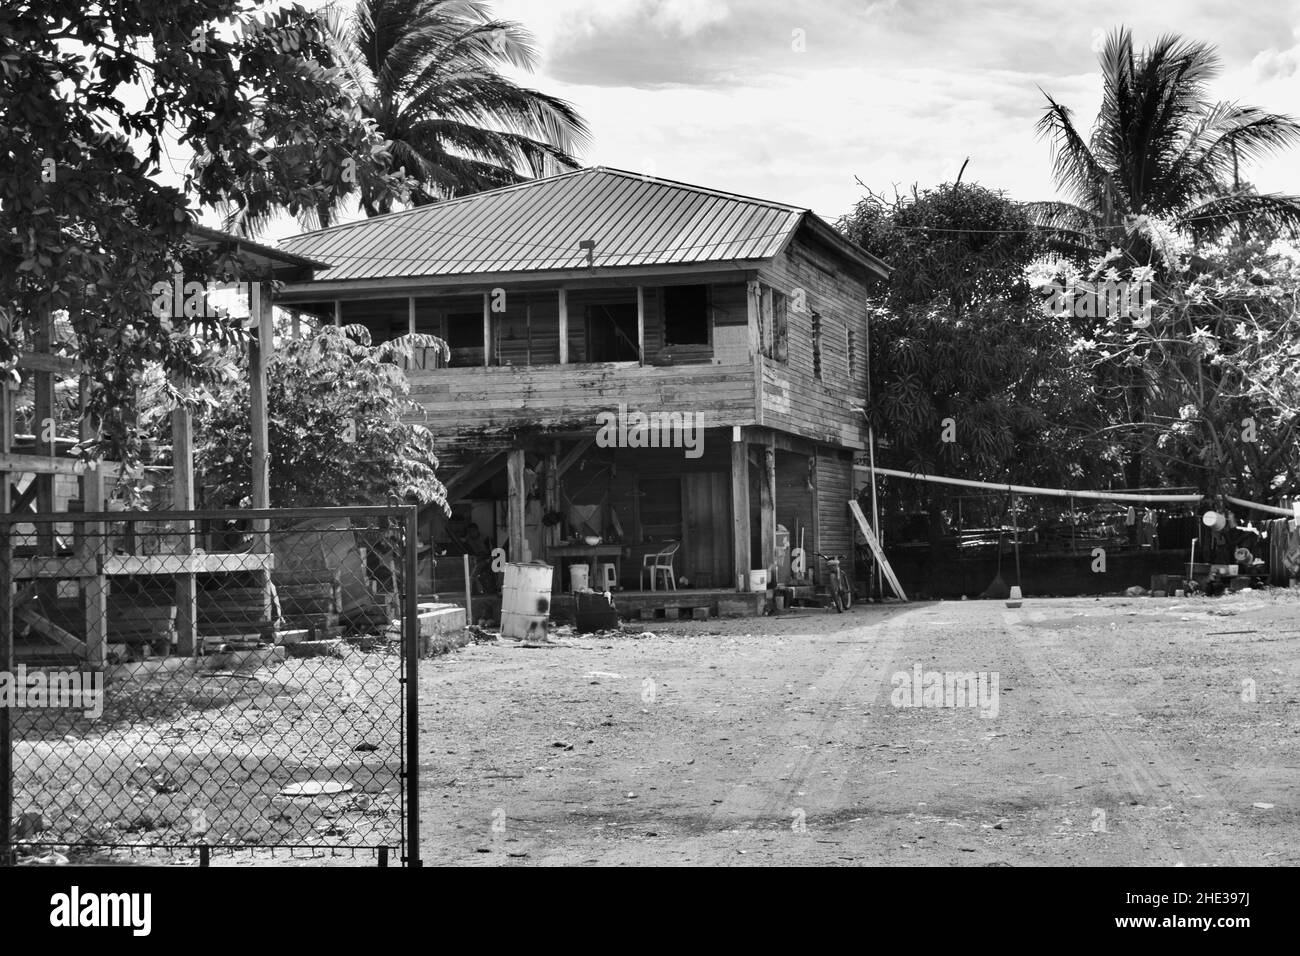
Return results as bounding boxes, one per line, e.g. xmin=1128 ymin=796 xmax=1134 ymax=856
xmin=641 ymin=541 xmax=679 ymax=591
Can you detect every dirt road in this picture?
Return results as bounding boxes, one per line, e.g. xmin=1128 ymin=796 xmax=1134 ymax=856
xmin=417 ymin=592 xmax=1300 ymax=865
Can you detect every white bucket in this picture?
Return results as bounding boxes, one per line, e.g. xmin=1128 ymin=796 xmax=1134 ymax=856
xmin=501 ymin=562 xmax=553 ymax=640
xmin=570 ymin=563 xmax=590 ymax=592
xmin=748 ymin=569 xmax=769 ymax=592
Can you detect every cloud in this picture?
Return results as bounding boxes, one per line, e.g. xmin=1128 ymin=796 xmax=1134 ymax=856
xmin=1252 ymin=44 xmax=1300 ymax=80
xmin=649 ymin=0 xmax=730 ymax=35
xmin=255 ymin=1 xmax=1300 ymax=238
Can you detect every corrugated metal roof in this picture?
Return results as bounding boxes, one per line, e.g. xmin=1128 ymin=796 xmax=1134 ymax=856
xmin=189 ymin=225 xmax=332 ymax=272
xmin=275 ymin=167 xmax=876 ymax=281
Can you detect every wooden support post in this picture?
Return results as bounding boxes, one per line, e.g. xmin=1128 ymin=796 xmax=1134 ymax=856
xmin=0 ymin=377 xmax=12 ymax=514
xmin=760 ymin=436 xmax=776 ymax=586
xmin=408 ymin=296 xmax=416 ymax=336
xmin=249 ymin=281 xmax=274 ymax=625
xmin=32 ymin=311 xmax=58 ymax=616
xmin=636 ymin=286 xmax=645 ymax=365
xmin=545 ymin=444 xmax=561 ymax=591
xmin=557 ymin=289 xmax=569 ymax=364
xmin=0 ymin=366 xmax=10 ymax=838
xmin=171 ymin=401 xmax=197 ymax=657
xmin=506 ymin=448 xmax=527 ymax=563
xmin=250 ymin=285 xmax=272 ymax=511
xmin=731 ymin=428 xmax=751 ymax=590
xmin=333 ymin=300 xmax=342 ymax=328
xmin=33 ymin=310 xmax=55 ymax=542
xmin=1 ymin=524 xmax=12 ymax=847
xmin=78 ymin=372 xmax=107 ymax=667
xmin=463 ymin=553 xmax=473 ymax=626
xmin=482 ymin=292 xmax=491 ymax=367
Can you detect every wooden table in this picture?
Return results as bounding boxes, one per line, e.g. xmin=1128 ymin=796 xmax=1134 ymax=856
xmin=548 ymin=543 xmax=624 ymax=590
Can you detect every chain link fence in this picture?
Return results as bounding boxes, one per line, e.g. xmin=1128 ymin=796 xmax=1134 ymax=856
xmin=1 ymin=506 xmax=421 ymax=866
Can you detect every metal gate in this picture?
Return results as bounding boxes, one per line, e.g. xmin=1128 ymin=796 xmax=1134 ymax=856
xmin=1 ymin=506 xmax=421 ymax=866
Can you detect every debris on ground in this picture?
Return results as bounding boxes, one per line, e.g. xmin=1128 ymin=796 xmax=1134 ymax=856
xmin=279 ymin=780 xmax=353 ymax=797
xmin=15 ymin=811 xmax=49 ymax=839
xmin=465 ymin=624 xmax=499 ymax=643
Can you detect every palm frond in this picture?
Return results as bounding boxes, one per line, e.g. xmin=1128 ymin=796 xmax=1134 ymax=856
xmin=1180 ymin=192 xmax=1300 ymax=240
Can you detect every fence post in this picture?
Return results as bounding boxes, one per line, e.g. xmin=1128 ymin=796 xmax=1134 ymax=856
xmin=463 ymin=553 xmax=472 ymax=625
xmin=403 ymin=506 xmax=422 ymax=866
xmin=1 ymin=523 xmax=13 ymax=865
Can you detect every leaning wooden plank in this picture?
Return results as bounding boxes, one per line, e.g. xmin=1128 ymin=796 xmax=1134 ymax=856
xmin=848 ymin=500 xmax=908 ymax=602
xmin=16 ymin=606 xmax=87 ymax=655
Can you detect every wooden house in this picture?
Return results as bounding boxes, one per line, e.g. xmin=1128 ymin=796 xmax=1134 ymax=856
xmin=276 ymin=168 xmax=888 ymax=610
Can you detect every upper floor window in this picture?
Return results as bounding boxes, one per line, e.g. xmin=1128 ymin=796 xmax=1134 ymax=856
xmin=663 ymin=284 xmax=710 ymax=345
xmin=585 ymin=302 xmax=639 ymax=362
xmin=759 ymin=285 xmax=788 ymax=362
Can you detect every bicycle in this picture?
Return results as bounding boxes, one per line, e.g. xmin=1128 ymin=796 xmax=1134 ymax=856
xmin=816 ymin=552 xmax=853 ymax=612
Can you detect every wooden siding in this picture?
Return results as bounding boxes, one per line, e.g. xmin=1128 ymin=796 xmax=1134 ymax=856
xmin=815 ymin=447 xmax=853 ymax=586
xmin=407 ymin=362 xmax=758 ymax=473
xmin=755 ymin=236 xmax=878 ymax=450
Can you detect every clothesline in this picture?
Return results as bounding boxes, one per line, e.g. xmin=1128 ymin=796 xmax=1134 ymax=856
xmin=855 ymin=466 xmax=1297 ymax=517
xmin=854 ymin=466 xmax=1203 ymax=503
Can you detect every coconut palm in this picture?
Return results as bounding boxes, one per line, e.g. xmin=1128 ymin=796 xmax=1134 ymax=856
xmin=1030 ymin=27 xmax=1300 ymax=261
xmin=230 ymin=0 xmax=589 ymax=231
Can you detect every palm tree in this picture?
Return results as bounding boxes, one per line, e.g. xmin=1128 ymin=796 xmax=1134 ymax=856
xmin=232 ymin=0 xmax=589 ymax=231
xmin=1031 ymin=27 xmax=1300 ymax=262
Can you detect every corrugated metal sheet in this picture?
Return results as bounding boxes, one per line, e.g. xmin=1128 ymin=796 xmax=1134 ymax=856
xmin=276 ymin=167 xmax=808 ymax=281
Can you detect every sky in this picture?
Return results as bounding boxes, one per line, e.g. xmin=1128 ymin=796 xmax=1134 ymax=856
xmin=226 ymin=0 xmax=1300 ymax=243
xmin=482 ymin=0 xmax=1300 ymax=221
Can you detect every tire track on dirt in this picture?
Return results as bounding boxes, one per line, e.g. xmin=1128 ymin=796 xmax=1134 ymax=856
xmin=685 ymin=605 xmax=918 ymax=847
xmin=1002 ymin=606 xmax=1248 ymax=865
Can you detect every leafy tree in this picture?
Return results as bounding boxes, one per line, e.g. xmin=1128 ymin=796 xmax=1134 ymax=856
xmin=194 ymin=325 xmax=450 ymax=508
xmin=1031 ymin=27 xmax=1300 ymax=262
xmin=0 ymin=1 xmax=409 ymax=466
xmin=839 ymin=177 xmax=1043 ymax=316
xmin=1029 ymin=27 xmax=1300 ymax=486
xmin=1038 ymin=234 xmax=1300 ymax=501
xmin=841 ymin=179 xmax=1104 ymax=487
xmin=866 ymin=299 xmax=1103 ymax=486
xmin=234 ymin=0 xmax=591 ymax=231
